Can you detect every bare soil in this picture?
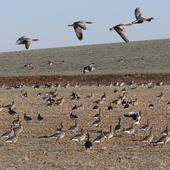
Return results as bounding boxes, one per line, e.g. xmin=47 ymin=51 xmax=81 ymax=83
xmin=0 ymin=84 xmax=170 ymax=170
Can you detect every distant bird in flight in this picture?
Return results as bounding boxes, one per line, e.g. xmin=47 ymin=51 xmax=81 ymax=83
xmin=68 ymin=20 xmax=93 ymax=40
xmin=16 ymin=36 xmax=39 ymax=49
xmin=132 ymin=7 xmax=154 ymax=24
xmin=110 ymin=23 xmax=132 ymax=43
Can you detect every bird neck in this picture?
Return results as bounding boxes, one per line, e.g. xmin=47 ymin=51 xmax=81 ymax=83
xmin=118 ymin=118 xmax=121 ymax=125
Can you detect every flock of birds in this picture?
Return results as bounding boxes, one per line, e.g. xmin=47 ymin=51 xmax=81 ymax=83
xmin=0 ymin=81 xmax=170 ymax=150
xmin=1 ymin=6 xmax=169 ymax=152
xmin=16 ymin=7 xmax=154 ymax=49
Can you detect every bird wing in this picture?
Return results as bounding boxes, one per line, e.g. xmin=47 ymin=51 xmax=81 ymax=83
xmin=124 ymin=111 xmax=136 ymax=116
xmin=114 ymin=26 xmax=129 ymax=43
xmin=25 ymin=41 xmax=31 ymax=49
xmin=135 ymin=7 xmax=142 ymax=20
xmin=76 ymin=21 xmax=87 ymax=30
xmin=1 ymin=130 xmax=11 ymax=137
xmin=74 ymin=26 xmax=83 ymax=40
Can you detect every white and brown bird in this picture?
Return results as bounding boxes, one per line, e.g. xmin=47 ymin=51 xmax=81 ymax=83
xmin=114 ymin=117 xmax=122 ymax=133
xmin=93 ymin=108 xmax=101 ymax=120
xmin=12 ymin=115 xmax=20 ymax=127
xmin=104 ymin=125 xmax=114 ymax=140
xmin=154 ymin=130 xmax=170 ymax=145
xmin=110 ymin=23 xmax=132 ymax=43
xmin=48 ymin=130 xmax=65 ymax=144
xmin=55 ymin=122 xmax=64 ymax=134
xmin=5 ymin=131 xmax=18 ymax=144
xmin=93 ymin=130 xmax=106 ymax=143
xmin=139 ymin=119 xmax=150 ymax=133
xmin=68 ymin=119 xmax=79 ymax=133
xmin=70 ymin=129 xmax=86 ymax=142
xmin=83 ymin=63 xmax=95 ymax=74
xmin=1 ymin=125 xmax=15 ymax=138
xmin=122 ymin=123 xmax=137 ymax=135
xmin=123 ymin=111 xmax=141 ymax=125
xmin=14 ymin=121 xmax=23 ymax=135
xmin=141 ymin=127 xmax=153 ymax=144
xmin=68 ymin=20 xmax=93 ymax=40
xmin=16 ymin=36 xmax=39 ymax=49
xmin=160 ymin=125 xmax=170 ymax=137
xmin=132 ymin=7 xmax=154 ymax=24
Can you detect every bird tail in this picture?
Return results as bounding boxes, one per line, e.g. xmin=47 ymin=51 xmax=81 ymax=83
xmin=123 ymin=114 xmax=131 ymax=117
xmin=146 ymin=17 xmax=154 ymax=22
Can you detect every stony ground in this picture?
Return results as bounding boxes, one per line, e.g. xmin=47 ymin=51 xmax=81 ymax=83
xmin=0 ymin=83 xmax=170 ymax=170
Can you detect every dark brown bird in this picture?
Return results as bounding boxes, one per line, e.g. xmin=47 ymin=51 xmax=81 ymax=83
xmin=110 ymin=23 xmax=132 ymax=43
xmin=24 ymin=113 xmax=32 ymax=122
xmin=132 ymin=7 xmax=154 ymax=24
xmin=69 ymin=112 xmax=78 ymax=120
xmin=37 ymin=113 xmax=43 ymax=121
xmin=16 ymin=36 xmax=39 ymax=49
xmin=84 ymin=133 xmax=93 ymax=149
xmin=68 ymin=20 xmax=93 ymax=40
xmin=115 ymin=118 xmax=122 ymax=132
xmin=8 ymin=107 xmax=17 ymax=115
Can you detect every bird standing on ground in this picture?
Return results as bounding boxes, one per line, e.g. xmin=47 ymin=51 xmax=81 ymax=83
xmin=5 ymin=131 xmax=18 ymax=144
xmin=104 ymin=125 xmax=113 ymax=140
xmin=84 ymin=133 xmax=92 ymax=149
xmin=141 ymin=127 xmax=153 ymax=144
xmin=93 ymin=130 xmax=106 ymax=143
xmin=24 ymin=113 xmax=32 ymax=122
xmin=68 ymin=20 xmax=93 ymax=40
xmin=70 ymin=129 xmax=86 ymax=142
xmin=83 ymin=63 xmax=95 ymax=74
xmin=139 ymin=119 xmax=150 ymax=133
xmin=55 ymin=122 xmax=64 ymax=133
xmin=114 ymin=118 xmax=122 ymax=133
xmin=16 ymin=36 xmax=39 ymax=49
xmin=68 ymin=119 xmax=79 ymax=133
xmin=37 ymin=113 xmax=43 ymax=121
xmin=8 ymin=107 xmax=17 ymax=115
xmin=1 ymin=125 xmax=15 ymax=138
xmin=123 ymin=111 xmax=141 ymax=124
xmin=122 ymin=123 xmax=137 ymax=135
xmin=12 ymin=115 xmax=20 ymax=127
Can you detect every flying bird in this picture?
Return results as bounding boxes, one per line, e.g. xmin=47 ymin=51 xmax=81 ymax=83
xmin=68 ymin=20 xmax=93 ymax=40
xmin=16 ymin=36 xmax=39 ymax=49
xmin=132 ymin=7 xmax=154 ymax=24
xmin=110 ymin=23 xmax=132 ymax=43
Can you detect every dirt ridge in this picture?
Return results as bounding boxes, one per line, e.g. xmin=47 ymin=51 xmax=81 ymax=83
xmin=0 ymin=73 xmax=170 ymax=86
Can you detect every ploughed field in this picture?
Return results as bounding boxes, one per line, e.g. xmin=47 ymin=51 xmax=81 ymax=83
xmin=0 ymin=83 xmax=170 ymax=170
xmin=0 ymin=39 xmax=170 ymax=170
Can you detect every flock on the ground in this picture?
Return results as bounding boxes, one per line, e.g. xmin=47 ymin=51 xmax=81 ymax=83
xmin=16 ymin=7 xmax=154 ymax=49
xmin=0 ymin=81 xmax=170 ymax=150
